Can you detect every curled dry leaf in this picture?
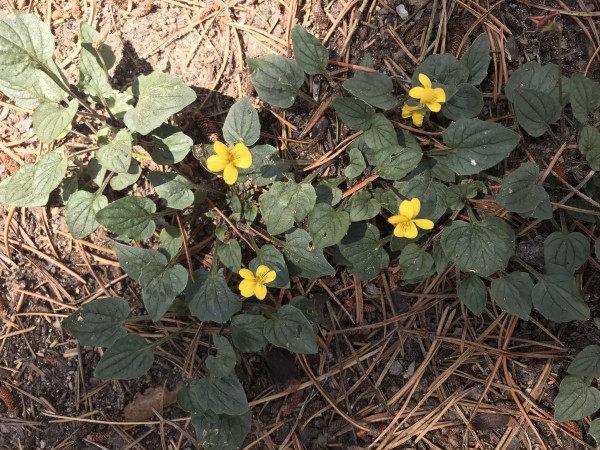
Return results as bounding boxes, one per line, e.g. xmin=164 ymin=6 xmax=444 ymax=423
xmin=122 ymin=383 xmax=181 ymax=425
xmin=0 ymin=386 xmax=19 ymax=417
xmin=471 ymin=412 xmax=518 ymax=431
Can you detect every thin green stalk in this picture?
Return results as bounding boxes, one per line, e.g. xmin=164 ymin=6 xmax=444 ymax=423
xmin=513 ymin=256 xmax=544 ymax=282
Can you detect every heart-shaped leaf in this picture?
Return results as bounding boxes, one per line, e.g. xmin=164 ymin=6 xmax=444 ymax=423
xmin=532 ymin=264 xmax=589 ymax=322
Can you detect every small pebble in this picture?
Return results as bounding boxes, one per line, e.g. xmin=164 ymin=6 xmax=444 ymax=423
xmin=396 ymin=4 xmax=409 ymax=20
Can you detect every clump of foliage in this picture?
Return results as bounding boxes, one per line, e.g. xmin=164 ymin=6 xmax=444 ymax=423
xmin=0 ymin=10 xmax=599 ymax=448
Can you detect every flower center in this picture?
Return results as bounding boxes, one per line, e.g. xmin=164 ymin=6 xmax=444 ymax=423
xmin=421 ymin=89 xmax=438 ymax=105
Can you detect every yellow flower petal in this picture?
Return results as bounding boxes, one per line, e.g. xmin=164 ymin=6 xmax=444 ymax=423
xmin=401 ymin=104 xmax=412 ymax=119
xmin=413 ymin=219 xmax=434 ymax=230
xmin=433 ymin=87 xmax=446 ymax=103
xmin=255 ymin=265 xmax=270 ymax=278
xmin=223 ymin=163 xmax=238 ymax=185
xmin=412 ymin=110 xmax=425 ymax=127
xmin=387 ymin=214 xmax=403 ymax=226
xmin=410 ymin=198 xmax=421 ymax=217
xmin=427 ymin=102 xmax=442 ymax=113
xmin=207 ymin=154 xmax=229 ymax=173
xmin=239 ymin=268 xmax=255 ymax=280
xmin=213 ymin=141 xmax=230 ymax=158
xmin=254 ymin=283 xmax=267 ymax=300
xmin=393 ymin=220 xmax=410 ymax=238
xmin=232 ymin=143 xmax=252 ymax=169
xmin=404 ymin=221 xmax=419 ymax=239
xmin=399 ymin=199 xmax=415 ymax=219
xmin=409 ymin=86 xmax=425 ymax=101
xmin=418 ymin=73 xmax=432 ymax=89
xmin=262 ymin=269 xmax=276 ymax=284
xmin=239 ymin=279 xmax=257 ymax=298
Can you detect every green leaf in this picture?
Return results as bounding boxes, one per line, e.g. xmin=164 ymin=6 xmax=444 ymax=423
xmin=441 ymin=217 xmax=515 ymax=277
xmin=178 ymin=374 xmax=249 ymax=416
xmin=348 ymin=191 xmax=380 ymax=221
xmin=457 ymin=275 xmax=487 ymax=316
xmin=97 ymin=129 xmax=133 ymax=173
xmin=333 ymin=97 xmax=375 ymax=131
xmin=398 ymin=243 xmax=435 ymax=283
xmin=460 ymin=33 xmax=491 ymax=85
xmin=588 ymin=418 xmax=600 ymax=446
xmin=259 ymin=181 xmax=316 ymax=235
xmin=578 ymin=125 xmax=600 ymax=171
xmin=543 ymin=231 xmax=589 ymax=274
xmin=308 ymin=203 xmax=350 ymax=248
xmin=185 ymin=269 xmax=241 ymax=323
xmin=505 ymin=61 xmax=559 ymax=102
xmin=123 ymin=72 xmax=196 ymax=135
xmin=395 ymin=172 xmax=448 ymax=222
xmin=554 ymin=376 xmax=600 ymax=422
xmin=238 ymin=144 xmax=289 ymax=186
xmin=223 ymin=97 xmax=260 ymax=146
xmin=217 ymin=240 xmax=242 ymax=273
xmin=315 ymin=180 xmax=343 ymax=206
xmin=432 ymin=240 xmax=449 ymax=274
xmin=190 ymin=412 xmax=251 ymax=450
xmin=496 ymin=162 xmax=550 ymax=215
xmin=345 ymin=147 xmax=366 ymax=179
xmin=32 ymin=99 xmax=78 ymax=143
xmin=0 ymin=11 xmax=55 ymax=79
xmin=568 ymin=346 xmax=600 ymax=378
xmin=490 ymin=272 xmax=533 ymax=320
xmin=0 ymin=151 xmax=68 ymax=207
xmin=109 ymin=160 xmax=141 ymax=191
xmin=335 ymin=223 xmax=389 ymax=280
xmin=263 ymin=304 xmax=317 ymax=354
xmin=159 ymin=226 xmax=182 ymax=260
xmin=247 ymin=55 xmax=304 ymax=108
xmin=106 ymin=89 xmax=134 ymax=118
xmin=230 ymin=314 xmax=268 ymax=353
xmin=78 ymin=23 xmax=115 ymax=100
xmin=532 ymin=264 xmax=590 ymax=322
xmin=445 ymin=183 xmax=477 ymax=211
xmin=206 ymin=335 xmax=237 ymax=379
xmin=62 ymin=297 xmax=129 ymax=347
xmin=66 ymin=191 xmax=108 ymax=239
xmin=149 ymin=124 xmax=193 ymax=164
xmin=113 ymin=242 xmax=166 ymax=282
xmin=96 ymin=196 xmax=156 ymax=240
xmin=289 ymin=296 xmax=320 ymax=326
xmin=513 ymin=88 xmax=561 ymax=137
xmin=441 ymin=83 xmax=483 ymax=121
xmin=570 ymin=73 xmax=600 ymax=123
xmin=249 ymin=245 xmax=290 ymax=289
xmin=343 ymin=69 xmax=399 ymax=110
xmin=596 ymin=238 xmax=600 ymax=261
xmin=363 ymin=114 xmax=397 ymax=149
xmin=439 ymin=118 xmax=520 ymax=175
xmin=94 ymin=335 xmax=154 ymax=380
xmin=59 ymin=174 xmax=78 ymax=203
xmin=413 ymin=54 xmax=469 ymax=86
xmin=291 ymin=25 xmax=328 ymax=75
xmin=139 ymin=261 xmax=188 ymax=321
xmin=375 ymin=145 xmax=422 ymax=181
xmin=149 ymin=171 xmax=195 ymax=210
xmin=282 ymin=228 xmax=335 ymax=279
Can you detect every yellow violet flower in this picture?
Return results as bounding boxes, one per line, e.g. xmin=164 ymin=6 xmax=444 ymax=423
xmin=206 ymin=141 xmax=252 ymax=185
xmin=388 ymin=198 xmax=434 ymax=239
xmin=401 ymin=103 xmax=427 ymax=127
xmin=239 ymin=265 xmax=277 ymax=300
xmin=409 ymin=73 xmax=446 ymax=112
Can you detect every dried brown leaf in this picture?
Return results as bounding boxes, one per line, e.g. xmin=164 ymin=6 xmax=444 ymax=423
xmin=123 ymin=384 xmax=181 ymax=423
xmin=471 ymin=412 xmax=518 ymax=430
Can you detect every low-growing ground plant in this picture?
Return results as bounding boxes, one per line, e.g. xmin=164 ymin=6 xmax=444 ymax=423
xmin=0 ymin=9 xmax=599 ymax=448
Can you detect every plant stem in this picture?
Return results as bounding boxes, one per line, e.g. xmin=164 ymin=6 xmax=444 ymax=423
xmin=513 ymin=256 xmax=544 ymax=282
xmin=464 ymin=201 xmax=478 ymax=224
